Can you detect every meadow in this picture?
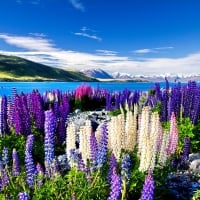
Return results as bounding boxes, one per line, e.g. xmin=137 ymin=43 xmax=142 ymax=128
xmin=0 ymin=80 xmax=200 ymax=200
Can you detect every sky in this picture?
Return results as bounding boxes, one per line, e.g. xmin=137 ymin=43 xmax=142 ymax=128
xmin=0 ymin=0 xmax=200 ymax=76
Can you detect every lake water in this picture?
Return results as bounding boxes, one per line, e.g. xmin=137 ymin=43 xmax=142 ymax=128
xmin=0 ymin=81 xmax=185 ymax=96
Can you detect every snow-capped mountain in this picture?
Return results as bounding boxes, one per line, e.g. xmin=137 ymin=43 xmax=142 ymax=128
xmin=112 ymin=72 xmax=133 ymax=79
xmin=81 ymin=68 xmax=113 ymax=79
xmin=81 ymin=68 xmax=200 ymax=82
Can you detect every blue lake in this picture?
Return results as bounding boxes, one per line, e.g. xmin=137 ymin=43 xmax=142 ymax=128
xmin=0 ymin=81 xmax=186 ymax=96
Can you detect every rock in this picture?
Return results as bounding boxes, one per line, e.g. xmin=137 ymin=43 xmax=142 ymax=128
xmin=189 ymin=153 xmax=200 ymax=162
xmin=190 ymin=159 xmax=200 ymax=173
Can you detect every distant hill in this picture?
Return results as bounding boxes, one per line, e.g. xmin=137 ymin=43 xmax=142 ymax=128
xmin=81 ymin=68 xmax=113 ymax=79
xmin=0 ymin=54 xmax=96 ymax=82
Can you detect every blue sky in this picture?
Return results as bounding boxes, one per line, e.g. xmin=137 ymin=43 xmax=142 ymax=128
xmin=0 ymin=0 xmax=200 ymax=75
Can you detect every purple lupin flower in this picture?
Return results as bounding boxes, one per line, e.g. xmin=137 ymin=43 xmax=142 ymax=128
xmin=0 ymin=177 xmax=2 ymax=191
xmin=0 ymin=161 xmax=10 ymax=188
xmin=108 ymin=168 xmax=121 ymax=200
xmin=78 ymin=153 xmax=86 ymax=172
xmin=90 ymin=132 xmax=98 ymax=169
xmin=18 ymin=192 xmax=29 ymax=200
xmin=57 ymin=117 xmax=66 ymax=144
xmin=44 ymin=109 xmax=56 ymax=177
xmin=0 ymin=96 xmax=8 ymax=136
xmin=12 ymin=148 xmax=20 ymax=176
xmin=96 ymin=123 xmax=108 ymax=168
xmin=140 ymin=170 xmax=155 ymax=200
xmin=181 ymin=137 xmax=190 ymax=162
xmin=25 ymin=134 xmax=35 ymax=188
xmin=107 ymin=153 xmax=117 ymax=183
xmin=33 ymin=91 xmax=45 ymax=130
xmin=12 ymin=95 xmax=23 ymax=135
xmin=36 ymin=163 xmax=44 ymax=186
xmin=106 ymin=93 xmax=112 ymax=111
xmin=20 ymin=93 xmax=31 ymax=135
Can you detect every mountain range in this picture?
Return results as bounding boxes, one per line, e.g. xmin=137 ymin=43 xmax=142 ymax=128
xmin=0 ymin=54 xmax=199 ymax=82
xmin=81 ymin=68 xmax=200 ymax=82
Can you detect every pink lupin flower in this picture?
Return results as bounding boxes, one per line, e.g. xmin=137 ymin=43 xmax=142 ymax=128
xmin=166 ymin=112 xmax=178 ymax=155
xmin=75 ymin=84 xmax=93 ymax=100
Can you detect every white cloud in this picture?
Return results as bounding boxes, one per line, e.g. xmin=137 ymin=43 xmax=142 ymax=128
xmin=74 ymin=32 xmax=102 ymax=41
xmin=29 ymin=33 xmax=47 ymax=37
xmin=154 ymin=46 xmax=174 ymax=50
xmin=74 ymin=26 xmax=102 ymax=41
xmin=134 ymin=46 xmax=174 ymax=54
xmin=69 ymin=0 xmax=85 ymax=12
xmin=96 ymin=50 xmax=118 ymax=56
xmin=0 ymin=34 xmax=199 ymax=76
xmin=133 ymin=48 xmax=155 ymax=54
xmin=0 ymin=34 xmax=56 ymax=51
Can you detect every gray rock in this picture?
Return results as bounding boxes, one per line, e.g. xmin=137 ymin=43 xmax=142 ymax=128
xmin=189 ymin=153 xmax=200 ymax=162
xmin=190 ymin=159 xmax=200 ymax=173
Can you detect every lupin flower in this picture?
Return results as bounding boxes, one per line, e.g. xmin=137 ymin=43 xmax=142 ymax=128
xmin=182 ymin=137 xmax=190 ymax=160
xmin=78 ymin=153 xmax=86 ymax=172
xmin=0 ymin=161 xmax=10 ymax=189
xmin=75 ymin=84 xmax=93 ymax=100
xmin=2 ymin=147 xmax=9 ymax=166
xmin=12 ymin=148 xmax=20 ymax=176
xmin=36 ymin=163 xmax=44 ymax=186
xmin=44 ymin=109 xmax=55 ymax=177
xmin=180 ymin=137 xmax=190 ymax=166
xmin=69 ymin=149 xmax=79 ymax=168
xmin=140 ymin=170 xmax=155 ymax=200
xmin=166 ymin=112 xmax=178 ymax=155
xmin=121 ymin=154 xmax=131 ymax=183
xmin=18 ymin=192 xmax=29 ymax=200
xmin=108 ymin=168 xmax=121 ymax=200
xmin=96 ymin=123 xmax=108 ymax=168
xmin=0 ymin=177 xmax=2 ymax=191
xmin=0 ymin=96 xmax=8 ymax=136
xmin=90 ymin=132 xmax=98 ymax=168
xmin=25 ymin=134 xmax=35 ymax=188
xmin=107 ymin=153 xmax=117 ymax=183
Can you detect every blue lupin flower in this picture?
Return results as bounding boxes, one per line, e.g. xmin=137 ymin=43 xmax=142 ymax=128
xmin=140 ymin=170 xmax=155 ymax=200
xmin=25 ymin=134 xmax=35 ymax=188
xmin=44 ymin=109 xmax=56 ymax=177
xmin=121 ymin=154 xmax=131 ymax=184
xmin=12 ymin=148 xmax=20 ymax=176
xmin=108 ymin=168 xmax=121 ymax=200
xmin=2 ymin=147 xmax=9 ymax=166
xmin=18 ymin=192 xmax=29 ymax=200
xmin=96 ymin=123 xmax=108 ymax=168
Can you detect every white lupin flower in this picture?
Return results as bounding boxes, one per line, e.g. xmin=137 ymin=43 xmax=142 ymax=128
xmin=79 ymin=120 xmax=92 ymax=165
xmin=138 ymin=107 xmax=161 ymax=171
xmin=66 ymin=122 xmax=76 ymax=161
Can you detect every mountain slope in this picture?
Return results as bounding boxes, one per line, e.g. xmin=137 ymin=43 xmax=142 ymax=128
xmin=81 ymin=68 xmax=113 ymax=79
xmin=0 ymin=54 xmax=96 ymax=82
